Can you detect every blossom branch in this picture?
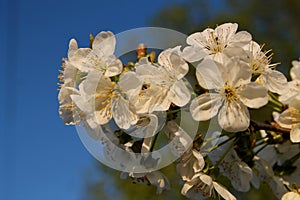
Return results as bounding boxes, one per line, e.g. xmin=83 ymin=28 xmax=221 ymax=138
xmin=250 ymin=120 xmax=291 ymax=135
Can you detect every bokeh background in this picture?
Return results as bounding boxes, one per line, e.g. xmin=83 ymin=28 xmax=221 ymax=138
xmin=1 ymin=0 xmax=299 ymax=199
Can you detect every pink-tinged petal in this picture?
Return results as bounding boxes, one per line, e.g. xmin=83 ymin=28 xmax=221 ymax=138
xmin=213 ymin=181 xmax=237 ymax=200
xmin=260 ymin=70 xmax=287 ymax=94
xmin=168 ymin=80 xmax=191 ymax=107
xmin=92 ymin=31 xmax=116 ymax=55
xmin=290 ymin=123 xmax=300 ymax=143
xmin=237 ymin=82 xmax=268 ymax=108
xmin=291 ymin=60 xmax=300 ymax=80
xmin=218 ymin=100 xmax=250 ymax=132
xmin=196 ymin=58 xmax=225 ymax=89
xmin=225 ymin=58 xmax=252 ymax=87
xmin=190 ymin=93 xmax=223 ymax=121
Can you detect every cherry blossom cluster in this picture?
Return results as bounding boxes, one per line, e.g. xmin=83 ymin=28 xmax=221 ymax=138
xmin=58 ymin=23 xmax=300 ymax=200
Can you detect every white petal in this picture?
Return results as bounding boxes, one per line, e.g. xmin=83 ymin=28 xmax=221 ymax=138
xmin=71 ymin=48 xmax=93 ymax=72
xmin=181 ymin=182 xmax=194 ymax=195
xmin=291 ymin=60 xmax=300 ymax=80
xmin=196 ymin=58 xmax=224 ymax=89
xmin=186 ymin=29 xmax=214 ymax=46
xmin=215 ymin=23 xmax=238 ymax=41
xmin=277 ymin=108 xmax=300 ymax=128
xmin=190 ymin=93 xmax=223 ymax=121
xmin=225 ymin=57 xmax=252 ymax=87
xmin=68 ymin=39 xmax=78 ymax=58
xmin=82 ymin=71 xmax=103 ymax=94
xmin=168 ymin=80 xmax=191 ymax=107
xmin=118 ymin=71 xmax=142 ymax=95
xmin=104 ymin=55 xmax=123 ymax=77
xmin=230 ymin=31 xmax=252 ymax=46
xmin=93 ymin=31 xmax=116 ymax=55
xmin=213 ymin=182 xmax=237 ymax=200
xmin=281 ymin=192 xmax=300 ymax=200
xmin=237 ymin=82 xmax=268 ymax=108
xmin=291 ymin=123 xmax=300 ymax=143
xmin=260 ymin=70 xmax=287 ymax=94
xmin=192 ymin=150 xmax=205 ymax=172
xmin=278 ymin=80 xmax=300 ymax=106
xmin=94 ymin=103 xmax=112 ymax=125
xmin=182 ymin=45 xmax=208 ymax=63
xmin=113 ymin=96 xmax=138 ymax=129
xmin=218 ymin=100 xmax=250 ymax=132
xmin=158 ymin=46 xmax=189 ymax=78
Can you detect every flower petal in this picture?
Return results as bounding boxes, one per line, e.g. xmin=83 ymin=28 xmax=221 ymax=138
xmin=277 ymin=108 xmax=300 ymax=128
xmin=230 ymin=31 xmax=252 ymax=46
xmin=218 ymin=100 xmax=250 ymax=132
xmin=93 ymin=31 xmax=116 ymax=55
xmin=225 ymin=57 xmax=252 ymax=87
xmin=291 ymin=60 xmax=300 ymax=80
xmin=113 ymin=96 xmax=138 ymax=129
xmin=196 ymin=58 xmax=225 ymax=89
xmin=237 ymin=82 xmax=268 ymax=108
xmin=68 ymin=39 xmax=78 ymax=58
xmin=168 ymin=80 xmax=191 ymax=107
xmin=182 ymin=45 xmax=208 ymax=63
xmin=259 ymin=70 xmax=287 ymax=94
xmin=213 ymin=181 xmax=237 ymax=200
xmin=291 ymin=123 xmax=300 ymax=143
xmin=190 ymin=93 xmax=223 ymax=121
xmin=104 ymin=55 xmax=123 ymax=77
xmin=158 ymin=46 xmax=189 ymax=78
xmin=118 ymin=71 xmax=142 ymax=95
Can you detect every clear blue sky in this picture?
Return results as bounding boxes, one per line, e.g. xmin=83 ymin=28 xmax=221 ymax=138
xmin=0 ymin=0 xmax=184 ymax=199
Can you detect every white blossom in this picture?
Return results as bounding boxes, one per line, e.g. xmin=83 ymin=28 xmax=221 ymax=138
xmin=279 ymin=60 xmax=300 ymax=107
xmin=183 ymin=22 xmax=251 ymax=63
xmin=130 ymin=46 xmax=191 ymax=114
xmin=244 ymin=41 xmax=287 ymax=94
xmin=120 ymin=171 xmax=170 ymax=194
xmin=70 ymin=31 xmax=123 ymax=77
xmin=181 ymin=173 xmax=236 ymax=200
xmin=71 ymin=71 xmax=141 ymax=129
xmin=276 ymin=107 xmax=300 ymax=143
xmin=190 ymin=57 xmax=268 ymax=132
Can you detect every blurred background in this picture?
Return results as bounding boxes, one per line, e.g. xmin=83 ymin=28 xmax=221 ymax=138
xmin=0 ymin=0 xmax=299 ymax=199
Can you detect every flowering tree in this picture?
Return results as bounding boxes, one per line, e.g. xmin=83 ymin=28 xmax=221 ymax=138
xmin=58 ymin=23 xmax=300 ymax=200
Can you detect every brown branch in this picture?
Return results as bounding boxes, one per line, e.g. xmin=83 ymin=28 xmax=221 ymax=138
xmin=250 ymin=120 xmax=291 ymax=135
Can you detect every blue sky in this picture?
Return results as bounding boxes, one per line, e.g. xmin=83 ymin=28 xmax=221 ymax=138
xmin=0 ymin=0 xmax=184 ymax=199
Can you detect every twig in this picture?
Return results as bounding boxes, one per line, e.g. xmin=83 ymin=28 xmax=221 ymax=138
xmin=250 ymin=120 xmax=290 ymax=135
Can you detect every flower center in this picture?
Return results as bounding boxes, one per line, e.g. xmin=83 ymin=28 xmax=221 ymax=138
xmin=223 ymin=83 xmax=237 ymax=101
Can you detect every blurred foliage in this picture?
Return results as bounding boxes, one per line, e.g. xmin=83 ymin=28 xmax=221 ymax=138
xmin=85 ymin=0 xmax=299 ymax=199
xmin=151 ymin=0 xmax=300 ymax=77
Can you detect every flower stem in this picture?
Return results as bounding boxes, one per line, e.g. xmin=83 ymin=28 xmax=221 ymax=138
xmin=207 ymin=135 xmax=235 ymax=153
